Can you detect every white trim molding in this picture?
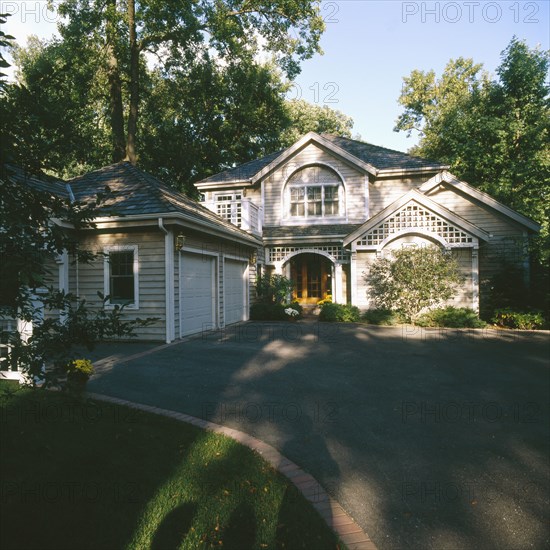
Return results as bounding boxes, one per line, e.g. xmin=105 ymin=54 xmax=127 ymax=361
xmin=103 ymin=244 xmax=140 ymax=310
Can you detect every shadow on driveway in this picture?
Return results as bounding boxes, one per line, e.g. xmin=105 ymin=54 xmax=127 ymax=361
xmin=89 ymin=322 xmax=550 ymax=550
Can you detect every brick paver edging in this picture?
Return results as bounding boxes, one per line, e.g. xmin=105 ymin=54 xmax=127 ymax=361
xmin=86 ymin=391 xmax=377 ymax=550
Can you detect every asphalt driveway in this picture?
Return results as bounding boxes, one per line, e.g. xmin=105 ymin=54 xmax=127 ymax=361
xmin=88 ymin=321 xmax=550 ymax=550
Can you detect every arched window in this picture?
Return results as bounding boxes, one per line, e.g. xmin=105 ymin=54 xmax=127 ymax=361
xmin=284 ymin=166 xmax=345 ymax=219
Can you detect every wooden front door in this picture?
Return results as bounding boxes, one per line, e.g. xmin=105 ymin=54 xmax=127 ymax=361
xmin=290 ymin=254 xmax=331 ymax=305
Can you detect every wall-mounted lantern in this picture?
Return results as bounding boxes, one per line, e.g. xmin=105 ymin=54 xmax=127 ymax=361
xmin=175 ymin=233 xmax=186 ymax=251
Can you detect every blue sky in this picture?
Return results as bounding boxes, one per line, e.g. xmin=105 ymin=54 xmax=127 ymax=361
xmin=2 ymin=0 xmax=549 ymax=152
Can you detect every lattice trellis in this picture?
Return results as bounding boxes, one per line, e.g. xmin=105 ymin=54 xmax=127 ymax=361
xmin=357 ymin=203 xmax=473 ymax=247
xmin=268 ymin=245 xmax=348 ymax=263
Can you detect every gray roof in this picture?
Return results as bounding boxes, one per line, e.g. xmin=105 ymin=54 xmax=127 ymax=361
xmin=199 ymin=134 xmax=446 ymax=185
xmin=6 ymin=165 xmax=69 ymax=197
xmin=320 ymin=135 xmax=446 ymax=171
xmin=66 ymin=162 xmax=259 ymax=242
xmin=199 ymin=149 xmax=284 ymax=184
xmin=263 ymin=224 xmax=362 ymax=240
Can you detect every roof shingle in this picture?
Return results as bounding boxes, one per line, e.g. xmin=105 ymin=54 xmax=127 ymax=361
xmin=198 ymin=134 xmax=447 ymax=185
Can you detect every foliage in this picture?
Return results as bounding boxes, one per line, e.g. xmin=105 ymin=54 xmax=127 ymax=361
xmin=0 ymin=167 xmax=156 ymax=388
xmin=0 ymin=13 xmax=15 ymax=90
xmin=415 ymin=307 xmax=486 ymax=328
xmin=366 ymin=246 xmax=463 ymax=323
xmin=53 ymin=0 xmax=325 ymax=164
xmin=4 ymin=290 xmax=156 ymax=387
xmin=279 ymin=99 xmax=354 ymax=146
xmin=316 ymin=297 xmax=332 ymax=306
xmin=491 ymin=308 xmax=546 ymax=330
xmin=318 ymin=303 xmax=360 ymax=323
xmin=0 ymin=383 xmax=340 ymax=549
xmin=361 ymin=308 xmax=405 ymax=326
xmin=0 ymin=167 xmax=108 ymax=313
xmin=395 ymin=38 xmax=550 ymax=265
xmin=66 ymin=358 xmax=95 ymax=377
xmin=255 ymin=274 xmax=294 ymax=305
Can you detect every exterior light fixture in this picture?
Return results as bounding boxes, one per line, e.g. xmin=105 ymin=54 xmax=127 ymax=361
xmin=175 ymin=233 xmax=186 ymax=251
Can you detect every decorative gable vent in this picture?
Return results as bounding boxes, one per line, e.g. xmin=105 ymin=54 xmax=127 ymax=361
xmin=357 ymin=202 xmax=473 ymax=247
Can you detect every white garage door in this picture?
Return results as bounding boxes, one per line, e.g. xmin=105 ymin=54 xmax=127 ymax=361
xmin=224 ymin=259 xmax=247 ymax=325
xmin=180 ymin=253 xmax=215 ymax=337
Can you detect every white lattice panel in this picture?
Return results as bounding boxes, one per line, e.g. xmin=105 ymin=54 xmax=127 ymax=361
xmin=268 ymin=245 xmax=348 ymax=263
xmin=357 ymin=203 xmax=473 ymax=246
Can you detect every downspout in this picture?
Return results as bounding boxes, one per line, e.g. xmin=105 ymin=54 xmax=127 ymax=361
xmin=158 ymin=218 xmax=175 ymax=344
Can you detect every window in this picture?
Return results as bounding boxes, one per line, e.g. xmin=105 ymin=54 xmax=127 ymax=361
xmin=104 ymin=246 xmax=138 ymax=308
xmin=215 ymin=193 xmax=242 ymax=227
xmin=286 ymin=166 xmax=344 ymax=219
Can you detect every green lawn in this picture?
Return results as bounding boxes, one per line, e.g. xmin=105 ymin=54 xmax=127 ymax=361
xmin=0 ymin=381 xmax=342 ymax=549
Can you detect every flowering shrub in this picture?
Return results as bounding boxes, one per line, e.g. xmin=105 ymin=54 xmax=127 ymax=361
xmin=316 ymin=297 xmax=332 ymax=307
xmin=284 ymin=308 xmax=300 ymax=318
xmin=67 ymin=359 xmax=95 ymax=378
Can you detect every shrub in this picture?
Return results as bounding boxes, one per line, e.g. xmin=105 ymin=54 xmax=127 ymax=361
xmin=366 ymin=246 xmax=463 ymax=323
xmin=250 ymin=303 xmax=286 ymax=320
xmin=361 ymin=309 xmax=406 ymax=326
xmin=491 ymin=308 xmax=546 ymax=330
xmin=319 ymin=303 xmax=360 ymax=322
xmin=256 ymin=274 xmax=293 ymax=304
xmin=415 ymin=307 xmax=487 ymax=328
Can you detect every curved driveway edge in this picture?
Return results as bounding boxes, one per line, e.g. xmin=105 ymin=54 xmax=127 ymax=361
xmin=87 ymin=391 xmax=377 ymax=550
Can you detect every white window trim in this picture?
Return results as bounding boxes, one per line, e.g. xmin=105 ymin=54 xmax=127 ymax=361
xmin=103 ymin=245 xmax=139 ymax=310
xmin=214 ymin=191 xmax=242 ymax=226
xmin=285 ymin=181 xmax=345 ymax=220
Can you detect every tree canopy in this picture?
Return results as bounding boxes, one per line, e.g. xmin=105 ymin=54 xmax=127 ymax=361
xmin=395 ymin=38 xmax=550 ymax=264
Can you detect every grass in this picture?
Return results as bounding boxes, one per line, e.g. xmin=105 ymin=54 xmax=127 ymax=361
xmin=0 ymin=381 xmax=343 ymax=550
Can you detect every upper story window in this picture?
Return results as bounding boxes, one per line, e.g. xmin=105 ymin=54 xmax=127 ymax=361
xmin=215 ymin=192 xmax=242 ymax=227
xmin=285 ymin=166 xmax=344 ymax=219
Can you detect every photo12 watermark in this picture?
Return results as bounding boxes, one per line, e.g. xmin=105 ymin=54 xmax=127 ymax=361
xmin=0 ymin=480 xmax=141 ymax=504
xmin=401 ymin=479 xmax=539 ymax=505
xmin=202 ymin=400 xmax=339 ymax=425
xmin=401 ymin=2 xmax=540 ymax=24
xmin=401 ymin=400 xmax=542 ymax=424
xmin=0 ymin=1 xmax=59 ymax=25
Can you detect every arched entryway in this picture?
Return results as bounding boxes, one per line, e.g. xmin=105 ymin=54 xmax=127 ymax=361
xmin=287 ymin=253 xmax=333 ymax=305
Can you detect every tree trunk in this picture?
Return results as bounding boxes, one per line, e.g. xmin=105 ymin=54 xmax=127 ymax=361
xmin=105 ymin=0 xmax=126 ymax=163
xmin=126 ymin=0 xmax=139 ymax=164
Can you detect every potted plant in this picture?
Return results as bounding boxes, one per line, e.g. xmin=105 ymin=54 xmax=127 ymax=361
xmin=65 ymin=359 xmax=95 ymax=394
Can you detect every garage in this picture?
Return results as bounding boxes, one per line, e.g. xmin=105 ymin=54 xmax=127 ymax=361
xmin=180 ymin=252 xmax=216 ymax=337
xmin=224 ymin=259 xmax=248 ymax=325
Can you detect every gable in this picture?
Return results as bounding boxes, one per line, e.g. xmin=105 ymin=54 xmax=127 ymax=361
xmin=356 ymin=199 xmax=476 ymax=248
xmin=420 ymin=172 xmax=540 ymax=233
xmin=262 ymin=142 xmax=369 ymax=225
xmin=344 ymin=190 xmax=489 ymax=248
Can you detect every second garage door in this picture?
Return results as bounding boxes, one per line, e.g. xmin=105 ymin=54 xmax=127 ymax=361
xmin=180 ymin=253 xmax=216 ymax=337
xmin=224 ymin=259 xmax=247 ymax=325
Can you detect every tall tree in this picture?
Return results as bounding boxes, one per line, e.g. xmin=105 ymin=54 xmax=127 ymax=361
xmin=395 ymin=38 xmax=550 ymax=264
xmin=57 ymin=0 xmax=325 ymax=164
xmin=280 ymin=99 xmax=354 ymax=146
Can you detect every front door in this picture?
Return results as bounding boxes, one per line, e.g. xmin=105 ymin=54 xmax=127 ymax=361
xmin=290 ymin=254 xmax=332 ymax=305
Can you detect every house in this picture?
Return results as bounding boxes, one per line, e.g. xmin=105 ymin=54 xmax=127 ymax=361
xmin=1 ymin=163 xmax=260 ymax=361
xmin=196 ymin=132 xmax=540 ymax=312
xmin=0 ymin=132 xmax=540 ymax=373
